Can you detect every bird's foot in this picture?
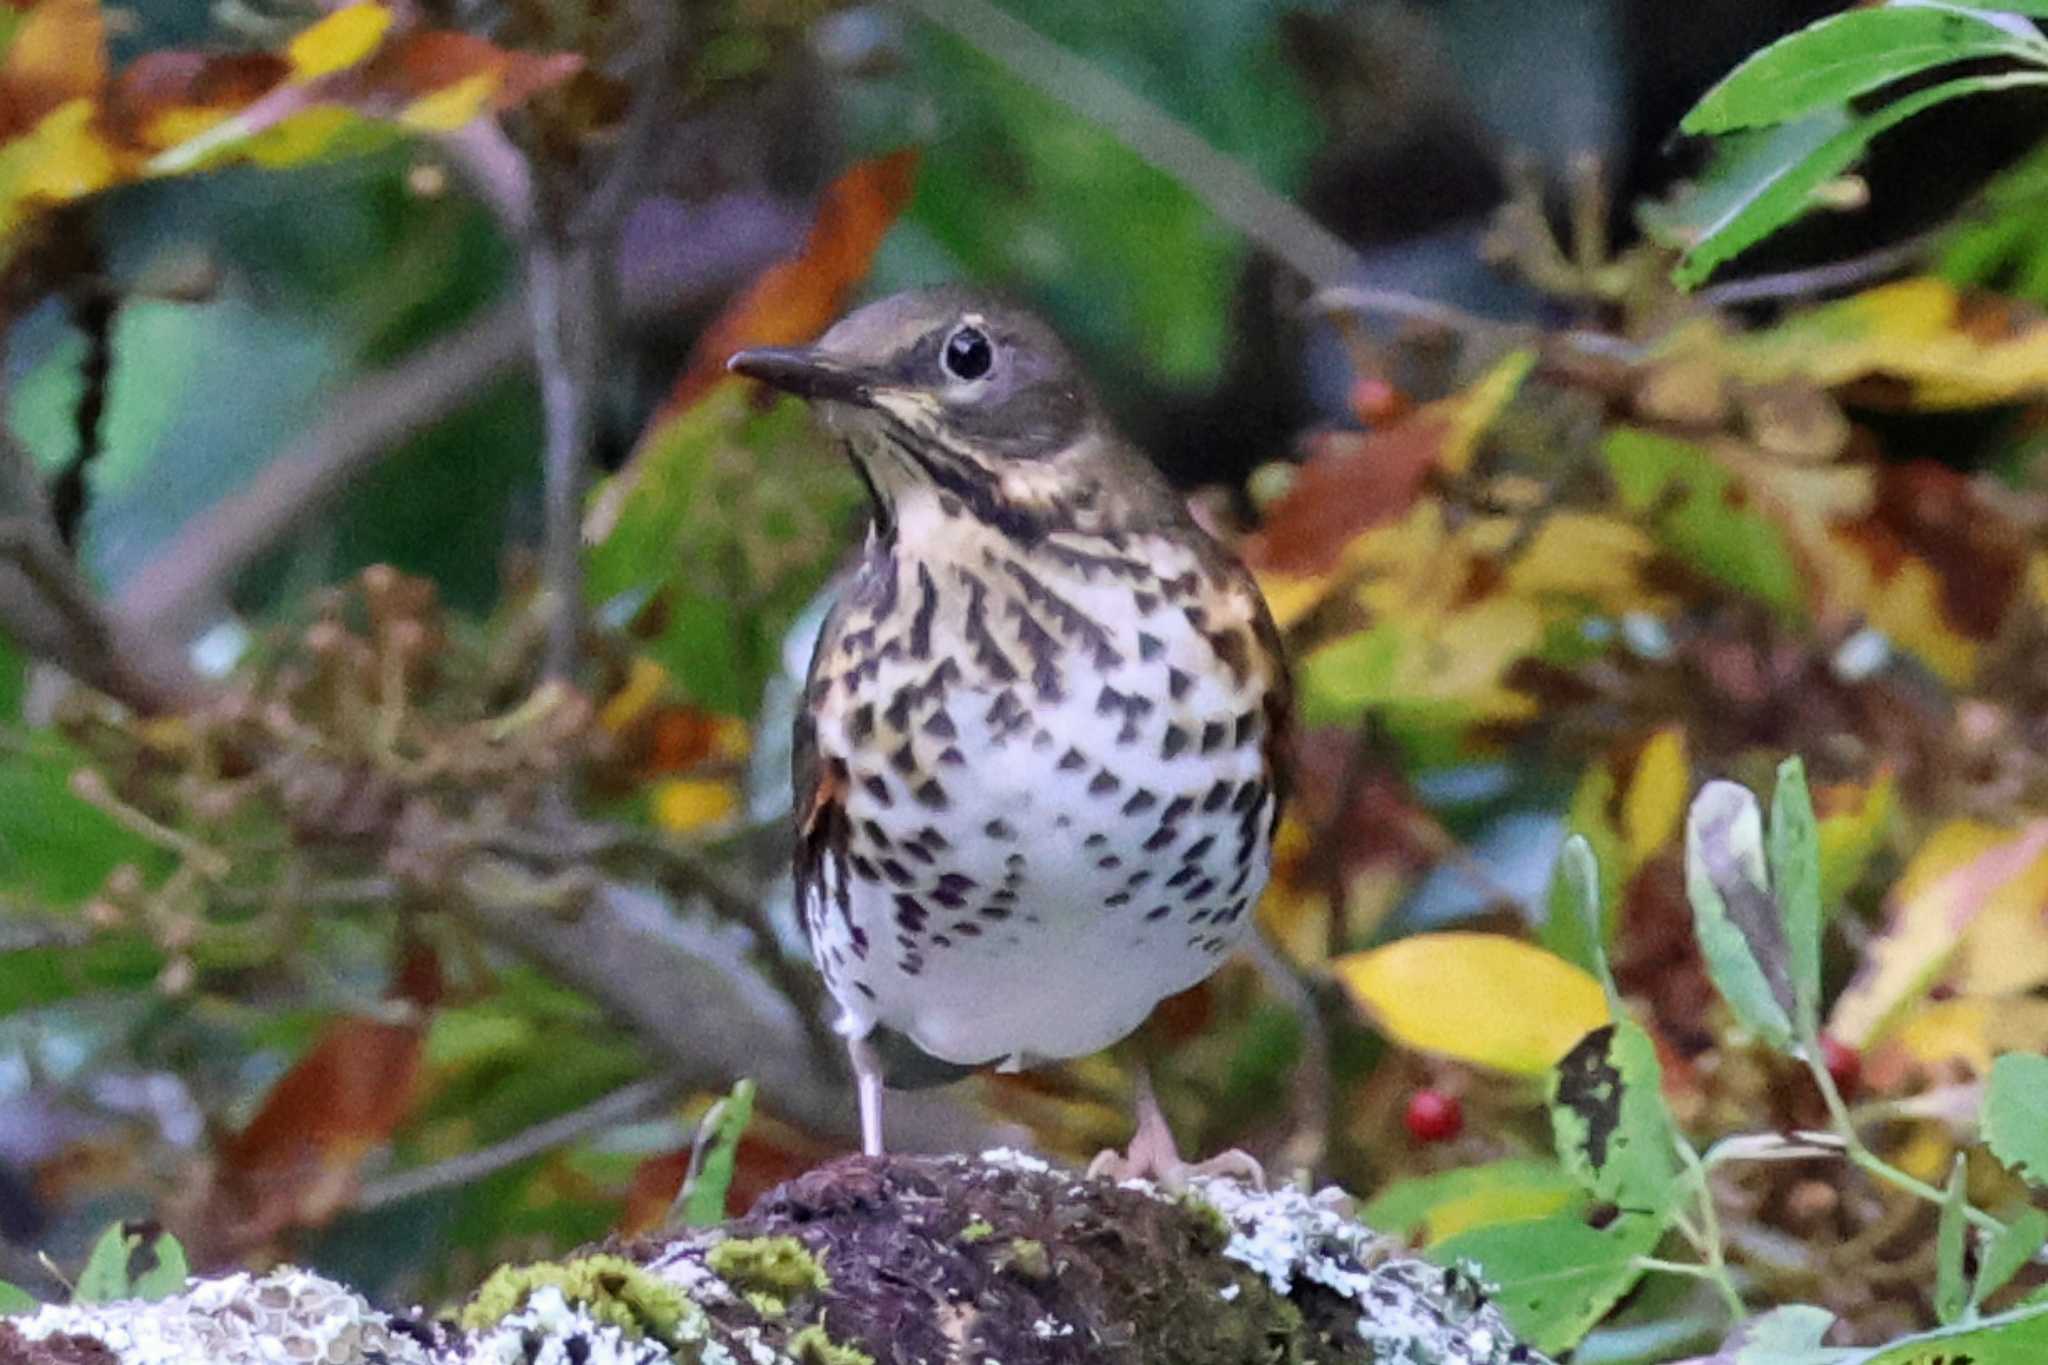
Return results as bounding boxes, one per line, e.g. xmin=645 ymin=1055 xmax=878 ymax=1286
xmin=1086 ymin=1065 xmax=1264 ymax=1190
xmin=1087 ymin=1142 xmax=1266 ymax=1191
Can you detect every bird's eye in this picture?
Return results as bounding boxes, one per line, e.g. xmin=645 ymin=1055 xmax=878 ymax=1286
xmin=941 ymin=325 xmax=994 ymax=382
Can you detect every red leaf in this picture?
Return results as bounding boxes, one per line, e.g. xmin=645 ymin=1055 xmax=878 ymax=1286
xmin=1239 ymin=412 xmax=1449 ymax=577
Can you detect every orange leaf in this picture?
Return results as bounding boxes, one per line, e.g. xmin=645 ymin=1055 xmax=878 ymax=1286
xmin=213 ymin=1015 xmax=423 ymax=1242
xmin=663 ymin=146 xmax=921 ymax=417
xmin=1 ymin=0 xmax=105 ymax=135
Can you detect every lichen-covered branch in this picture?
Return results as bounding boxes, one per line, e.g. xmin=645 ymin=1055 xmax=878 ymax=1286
xmin=1 ymin=1153 xmax=1547 ymax=1365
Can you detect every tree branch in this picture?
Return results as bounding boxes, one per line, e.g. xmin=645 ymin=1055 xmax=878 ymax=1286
xmin=354 ymin=1073 xmax=684 ymax=1212
xmin=110 ymin=194 xmax=805 ymax=649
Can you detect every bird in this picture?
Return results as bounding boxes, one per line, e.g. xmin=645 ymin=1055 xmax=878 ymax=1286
xmin=728 ymin=288 xmax=1289 ymax=1174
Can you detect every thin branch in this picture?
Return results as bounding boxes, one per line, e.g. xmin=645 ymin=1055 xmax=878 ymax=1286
xmin=575 ymin=0 xmax=687 ymax=242
xmin=1695 ymin=233 xmax=1935 ymax=308
xmin=354 ymin=1072 xmax=683 ymax=1210
xmin=111 ymin=194 xmax=804 ymax=647
xmin=0 ymin=518 xmax=198 ymax=714
xmin=526 ymin=235 xmax=601 ymax=685
xmin=890 ymin=0 xmax=1363 ymax=293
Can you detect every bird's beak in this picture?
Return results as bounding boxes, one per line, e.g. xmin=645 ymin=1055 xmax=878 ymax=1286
xmin=727 ymin=346 xmax=877 ymax=406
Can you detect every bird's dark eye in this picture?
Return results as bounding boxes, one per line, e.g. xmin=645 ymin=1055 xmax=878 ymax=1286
xmin=942 ymin=325 xmax=994 ymax=382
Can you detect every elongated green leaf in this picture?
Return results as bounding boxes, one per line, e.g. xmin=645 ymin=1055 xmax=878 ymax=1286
xmin=1686 ymin=780 xmax=1797 ymax=1050
xmin=1677 ymin=72 xmax=2048 ymax=288
xmin=1770 ymin=757 xmax=1823 ymax=1041
xmin=1549 ymin=1020 xmax=1684 ymax=1217
xmin=1684 ymin=5 xmax=2048 ymax=135
xmin=1547 ymin=834 xmax=1618 ymax=1001
xmin=1974 ymin=1209 xmax=2048 ymax=1311
xmin=679 ymin=1078 xmax=755 ymax=1228
xmin=1431 ymin=1210 xmax=1665 ymax=1355
xmin=1986 ymin=1053 xmax=2048 ymax=1185
xmin=1937 ymin=1156 xmax=1970 ymax=1325
xmin=0 ymin=1280 xmax=33 ymax=1314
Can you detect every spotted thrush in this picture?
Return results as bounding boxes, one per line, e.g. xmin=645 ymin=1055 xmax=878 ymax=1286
xmin=730 ymin=289 xmax=1290 ymax=1162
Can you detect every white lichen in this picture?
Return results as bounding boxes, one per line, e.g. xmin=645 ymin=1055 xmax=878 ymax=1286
xmin=1170 ymin=1175 xmax=1549 ymax=1365
xmin=8 ymin=1266 xmax=431 ymax=1365
xmin=976 ymin=1146 xmax=1051 ymax=1174
xmin=462 ymin=1283 xmax=668 ymax=1365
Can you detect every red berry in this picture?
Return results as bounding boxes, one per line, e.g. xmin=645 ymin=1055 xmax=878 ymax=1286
xmin=1820 ymin=1034 xmax=1861 ymax=1098
xmin=1405 ymin=1088 xmax=1463 ymax=1143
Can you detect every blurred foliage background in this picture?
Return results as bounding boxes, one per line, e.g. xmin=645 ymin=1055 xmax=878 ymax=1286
xmin=11 ymin=0 xmax=2048 ymax=1359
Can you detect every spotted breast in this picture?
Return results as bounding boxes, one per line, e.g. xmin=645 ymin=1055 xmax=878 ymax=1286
xmin=794 ymin=489 xmax=1287 ymax=1075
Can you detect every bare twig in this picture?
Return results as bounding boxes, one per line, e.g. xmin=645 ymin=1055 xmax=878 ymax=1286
xmin=0 ymin=518 xmax=198 ymax=714
xmin=112 ymin=194 xmax=804 ymax=647
xmin=452 ymin=864 xmax=1013 ymax=1153
xmin=354 ymin=1072 xmax=683 ymax=1210
xmin=1694 ymin=234 xmax=1935 ymax=308
xmin=526 ymin=235 xmax=601 ymax=684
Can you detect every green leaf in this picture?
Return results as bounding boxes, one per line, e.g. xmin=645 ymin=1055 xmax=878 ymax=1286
xmin=1974 ymin=1209 xmax=2048 ymax=1311
xmin=586 ymin=385 xmax=858 ymax=714
xmin=1601 ymin=428 xmax=1803 ymax=611
xmin=1945 ymin=1 xmax=2048 ymax=15
xmin=128 ymin=1232 xmax=188 ymax=1303
xmin=0 ymin=936 xmax=165 ymax=1015
xmin=1936 ymin=1156 xmax=1970 ymax=1325
xmin=1686 ymin=780 xmax=1798 ymax=1051
xmin=0 ymin=736 xmax=167 ymax=906
xmin=1431 ymin=1210 xmax=1664 ymax=1355
xmin=74 ymin=1224 xmax=135 ymax=1305
xmin=1770 ymin=757 xmax=1824 ymax=1041
xmin=1716 ymin=1304 xmax=1847 ymax=1365
xmin=1548 ymin=1020 xmax=1684 ymax=1217
xmin=1549 ymin=834 xmax=1618 ymax=1004
xmin=1854 ymin=1301 xmax=2048 ymax=1363
xmin=1676 ymin=71 xmax=2048 ymax=288
xmin=0 ymin=1280 xmax=33 ymax=1314
xmin=1985 ymin=1053 xmax=2048 ymax=1185
xmin=1683 ymin=5 xmax=2048 ymax=136
xmin=1362 ymin=1158 xmax=1584 ymax=1246
xmin=678 ymin=1078 xmax=755 ymax=1229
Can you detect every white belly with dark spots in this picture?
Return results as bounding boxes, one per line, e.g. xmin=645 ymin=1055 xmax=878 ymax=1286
xmin=802 ymin=521 xmax=1280 ymax=1069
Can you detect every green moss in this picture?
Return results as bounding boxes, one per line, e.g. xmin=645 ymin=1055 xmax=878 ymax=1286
xmin=998 ymin=1236 xmax=1051 ymax=1280
xmin=457 ymin=1252 xmax=707 ymax=1349
xmin=706 ymin=1235 xmax=830 ymax=1317
xmin=788 ymin=1320 xmax=875 ymax=1365
xmin=958 ymin=1218 xmax=995 ymax=1244
xmin=1177 ymin=1191 xmax=1233 ymax=1253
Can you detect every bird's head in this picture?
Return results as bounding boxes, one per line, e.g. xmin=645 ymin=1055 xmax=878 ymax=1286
xmin=729 ymin=287 xmax=1170 ymax=540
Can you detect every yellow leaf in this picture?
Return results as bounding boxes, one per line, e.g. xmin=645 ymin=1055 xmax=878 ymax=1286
xmin=599 ymin=658 xmax=669 ymax=735
xmin=1894 ymin=997 xmax=2048 ymax=1076
xmin=1438 ymin=348 xmax=1536 ymax=476
xmin=6 ymin=0 xmax=105 ymax=108
xmin=398 ymin=72 xmax=500 ymax=133
xmin=1620 ymin=728 xmax=1688 ymax=872
xmin=652 ymin=779 xmax=738 ymax=834
xmin=1828 ymin=819 xmax=2048 ymax=1047
xmin=1253 ymin=571 xmax=1325 ymax=632
xmin=1332 ymin=932 xmax=1610 ymax=1075
xmin=1951 ymin=840 xmax=2048 ymax=997
xmin=1813 ymin=533 xmax=1979 ymax=686
xmin=288 ymin=3 xmax=393 ymax=81
xmin=1818 ymin=771 xmax=1896 ymax=906
xmin=0 ymin=98 xmax=118 ymax=237
xmin=1503 ymin=512 xmax=1664 ymax=615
